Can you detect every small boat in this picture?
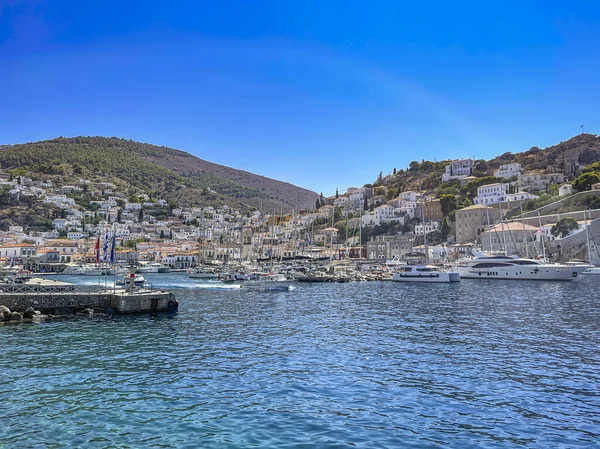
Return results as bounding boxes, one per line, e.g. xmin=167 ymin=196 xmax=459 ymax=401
xmin=564 ymin=260 xmax=593 ymax=277
xmin=63 ymin=265 xmax=86 ymax=275
xmin=116 ymin=274 xmax=146 ymax=287
xmin=82 ymin=266 xmax=106 ymax=276
xmin=187 ymin=267 xmax=219 ymax=279
xmin=136 ymin=262 xmax=170 ymax=273
xmin=241 ymin=273 xmax=292 ymax=291
xmin=392 ymin=265 xmax=460 ymax=283
xmin=13 ymin=269 xmax=35 ymax=283
xmin=581 ymin=266 xmax=600 ymax=275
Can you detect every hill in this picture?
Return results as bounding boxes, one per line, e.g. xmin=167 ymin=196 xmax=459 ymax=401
xmin=0 ymin=136 xmax=318 ymax=212
xmin=372 ymin=133 xmax=600 ymax=194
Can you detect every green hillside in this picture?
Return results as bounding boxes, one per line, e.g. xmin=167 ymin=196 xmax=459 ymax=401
xmin=0 ymin=136 xmax=317 ymax=211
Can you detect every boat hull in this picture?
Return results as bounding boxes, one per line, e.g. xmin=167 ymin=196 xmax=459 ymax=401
xmin=456 ymin=265 xmax=573 ymax=281
xmin=392 ymin=272 xmax=460 ymax=283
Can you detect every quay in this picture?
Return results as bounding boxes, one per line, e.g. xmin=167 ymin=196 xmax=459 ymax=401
xmin=0 ymin=279 xmax=178 ymax=316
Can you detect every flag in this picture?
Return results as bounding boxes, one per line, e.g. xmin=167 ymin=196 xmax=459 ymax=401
xmin=95 ymin=236 xmax=100 ymax=263
xmin=102 ymin=231 xmax=109 ymax=261
xmin=109 ymin=234 xmax=116 ymax=264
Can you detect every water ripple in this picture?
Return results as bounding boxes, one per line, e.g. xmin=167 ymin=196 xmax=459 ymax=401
xmin=2 ymin=275 xmax=600 ymax=448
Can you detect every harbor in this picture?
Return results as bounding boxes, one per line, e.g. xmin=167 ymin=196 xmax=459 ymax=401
xmin=2 ymin=275 xmax=600 ymax=447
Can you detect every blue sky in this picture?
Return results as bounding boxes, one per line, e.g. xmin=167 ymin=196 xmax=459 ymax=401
xmin=1 ymin=1 xmax=599 ymax=196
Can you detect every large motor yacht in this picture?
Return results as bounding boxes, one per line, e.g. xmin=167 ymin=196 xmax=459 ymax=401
xmin=455 ymin=253 xmax=574 ymax=281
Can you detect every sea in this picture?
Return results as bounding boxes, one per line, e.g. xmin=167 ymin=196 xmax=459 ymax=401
xmin=2 ymin=273 xmax=600 ymax=448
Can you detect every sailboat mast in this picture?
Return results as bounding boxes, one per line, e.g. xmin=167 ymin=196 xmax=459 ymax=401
xmin=420 ymin=183 xmax=428 ymax=264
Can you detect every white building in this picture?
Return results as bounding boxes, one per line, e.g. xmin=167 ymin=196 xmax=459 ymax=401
xmin=414 ymin=221 xmax=440 ymax=235
xmin=397 ymin=191 xmax=418 ymax=202
xmin=494 ymin=163 xmax=521 ymax=179
xmin=442 ymin=159 xmax=474 ymax=182
xmin=125 ymin=202 xmax=142 ymax=210
xmin=473 ymin=183 xmax=509 ymax=205
xmin=559 ymin=184 xmax=573 ymax=196
xmin=506 ymin=191 xmax=538 ymax=202
xmin=518 ymin=173 xmax=565 ymax=192
xmin=333 ymin=196 xmax=348 ymax=207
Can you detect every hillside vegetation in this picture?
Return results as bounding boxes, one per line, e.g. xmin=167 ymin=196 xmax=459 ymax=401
xmin=0 ymin=136 xmax=318 ymax=211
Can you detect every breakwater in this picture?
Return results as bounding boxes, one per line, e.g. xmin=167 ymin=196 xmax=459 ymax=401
xmin=0 ymin=283 xmax=177 ymax=315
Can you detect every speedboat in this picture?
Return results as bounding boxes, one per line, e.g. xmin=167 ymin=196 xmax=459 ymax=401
xmin=392 ymin=265 xmax=460 ymax=283
xmin=455 ymin=253 xmax=574 ymax=281
xmin=241 ymin=273 xmax=292 ymax=291
xmin=581 ymin=266 xmax=600 ymax=275
xmin=564 ymin=260 xmax=593 ymax=277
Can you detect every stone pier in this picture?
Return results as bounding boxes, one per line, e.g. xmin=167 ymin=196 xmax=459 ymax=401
xmin=0 ymin=287 xmax=178 ymax=315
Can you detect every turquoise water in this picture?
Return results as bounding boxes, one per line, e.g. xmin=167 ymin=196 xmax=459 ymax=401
xmin=2 ymin=274 xmax=600 ymax=448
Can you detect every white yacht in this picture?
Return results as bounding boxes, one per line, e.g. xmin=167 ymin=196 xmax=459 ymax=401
xmin=137 ymin=262 xmax=170 ymax=273
xmin=455 ymin=254 xmax=574 ymax=281
xmin=187 ymin=267 xmax=219 ymax=279
xmin=241 ymin=273 xmax=292 ymax=291
xmin=392 ymin=265 xmax=460 ymax=283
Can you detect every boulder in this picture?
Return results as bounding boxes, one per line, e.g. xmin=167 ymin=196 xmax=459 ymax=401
xmin=77 ymin=308 xmax=94 ymax=316
xmin=23 ymin=307 xmax=39 ymax=319
xmin=0 ymin=311 xmax=4 ymax=322
xmin=0 ymin=305 xmax=10 ymax=315
xmin=9 ymin=312 xmax=23 ymax=321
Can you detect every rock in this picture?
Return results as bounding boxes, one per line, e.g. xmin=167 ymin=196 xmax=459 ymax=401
xmin=9 ymin=312 xmax=23 ymax=321
xmin=77 ymin=308 xmax=94 ymax=316
xmin=0 ymin=311 xmax=4 ymax=322
xmin=23 ymin=307 xmax=37 ymax=319
xmin=0 ymin=305 xmax=10 ymax=315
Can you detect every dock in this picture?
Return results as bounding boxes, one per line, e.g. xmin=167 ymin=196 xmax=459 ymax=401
xmin=0 ymin=279 xmax=178 ymax=315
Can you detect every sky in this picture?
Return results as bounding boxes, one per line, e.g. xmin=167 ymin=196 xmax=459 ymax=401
xmin=1 ymin=1 xmax=599 ymax=196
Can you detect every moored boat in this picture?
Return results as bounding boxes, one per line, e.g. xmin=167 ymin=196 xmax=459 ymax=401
xmin=392 ymin=265 xmax=460 ymax=283
xmin=455 ymin=253 xmax=574 ymax=281
xmin=241 ymin=273 xmax=292 ymax=291
xmin=187 ymin=267 xmax=219 ymax=279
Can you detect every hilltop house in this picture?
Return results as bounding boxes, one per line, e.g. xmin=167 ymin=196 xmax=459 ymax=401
xmin=518 ymin=173 xmax=565 ymax=192
xmin=494 ymin=163 xmax=521 ymax=179
xmin=473 ymin=183 xmax=509 ymax=205
xmin=441 ymin=159 xmax=474 ymax=182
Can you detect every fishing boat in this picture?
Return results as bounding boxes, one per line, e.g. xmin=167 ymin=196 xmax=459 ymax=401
xmin=392 ymin=265 xmax=460 ymax=283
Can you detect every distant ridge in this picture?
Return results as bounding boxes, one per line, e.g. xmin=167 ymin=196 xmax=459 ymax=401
xmin=0 ymin=136 xmax=318 ymax=211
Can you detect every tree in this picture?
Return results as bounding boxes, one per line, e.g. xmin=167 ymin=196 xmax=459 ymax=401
xmin=386 ymin=187 xmax=397 ymax=201
xmin=573 ymin=172 xmax=600 ymax=192
xmin=316 ymin=198 xmax=321 ymax=210
xmin=335 ymin=188 xmax=339 ymax=199
xmin=393 ymin=167 xmax=397 ymax=175
xmin=409 ymin=161 xmax=420 ymax=172
xmin=551 ymin=217 xmax=578 ymax=238
xmin=138 ymin=207 xmax=144 ymax=221
xmin=439 ymin=194 xmax=457 ymax=216
xmin=160 ymin=230 xmax=165 ymax=239
xmin=363 ymin=197 xmax=368 ymax=211
xmin=376 ymin=170 xmax=383 ymax=184
xmin=440 ymin=217 xmax=451 ymax=241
